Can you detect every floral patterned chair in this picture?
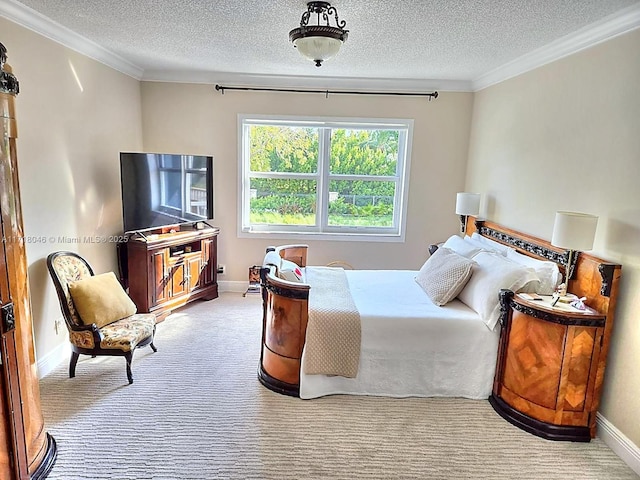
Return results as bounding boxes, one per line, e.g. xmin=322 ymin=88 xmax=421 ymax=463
xmin=46 ymin=251 xmax=157 ymax=384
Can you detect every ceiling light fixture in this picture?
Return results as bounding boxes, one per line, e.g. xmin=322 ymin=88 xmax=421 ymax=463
xmin=289 ymin=1 xmax=349 ymax=67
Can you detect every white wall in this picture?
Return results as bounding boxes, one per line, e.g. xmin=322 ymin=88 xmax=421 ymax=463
xmin=140 ymin=83 xmax=474 ymax=277
xmin=1 ymin=19 xmax=143 ymax=367
xmin=466 ymin=29 xmax=640 ymax=446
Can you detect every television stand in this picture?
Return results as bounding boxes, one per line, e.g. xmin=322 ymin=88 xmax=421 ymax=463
xmin=120 ymin=224 xmax=219 ymax=320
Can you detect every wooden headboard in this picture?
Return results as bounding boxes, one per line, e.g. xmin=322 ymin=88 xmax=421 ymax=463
xmin=465 ymin=217 xmax=621 ymax=315
xmin=466 ymin=217 xmax=622 ymax=389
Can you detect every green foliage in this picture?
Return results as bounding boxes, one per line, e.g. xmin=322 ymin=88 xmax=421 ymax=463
xmin=250 ymin=194 xmax=315 ymax=215
xmin=329 ymin=129 xmax=398 ymax=176
xmin=328 ymin=214 xmax=393 ymax=227
xmin=247 ymin=124 xmax=400 ymax=228
xmin=327 ymin=197 xmax=357 ymax=215
xmin=250 ymin=211 xmax=315 ymax=226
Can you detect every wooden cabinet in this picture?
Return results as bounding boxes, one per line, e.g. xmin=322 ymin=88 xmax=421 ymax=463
xmin=0 ymin=44 xmax=56 ymax=479
xmin=124 ymin=226 xmax=219 ymax=319
xmin=490 ymin=291 xmax=611 ymax=441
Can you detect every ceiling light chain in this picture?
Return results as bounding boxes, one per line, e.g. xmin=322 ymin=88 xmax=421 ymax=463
xmin=289 ymin=1 xmax=349 ymax=67
xmin=300 ymin=2 xmax=347 ymax=30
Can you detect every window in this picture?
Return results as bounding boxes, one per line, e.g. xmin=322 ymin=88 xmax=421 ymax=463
xmin=239 ymin=115 xmax=413 ymax=240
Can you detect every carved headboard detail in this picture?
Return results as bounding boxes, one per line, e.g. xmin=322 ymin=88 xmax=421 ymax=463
xmin=475 ymin=222 xmax=575 ymax=271
xmin=465 ymin=217 xmax=621 ymax=304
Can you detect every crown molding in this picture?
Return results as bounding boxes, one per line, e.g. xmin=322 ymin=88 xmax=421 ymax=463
xmin=0 ymin=0 xmax=144 ymax=79
xmin=141 ymin=70 xmax=472 ymax=93
xmin=473 ymin=3 xmax=640 ymax=91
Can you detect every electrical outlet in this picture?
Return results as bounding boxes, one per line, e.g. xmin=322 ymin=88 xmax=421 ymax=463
xmin=54 ymin=318 xmax=62 ymax=335
xmin=217 ymin=264 xmax=225 ymax=275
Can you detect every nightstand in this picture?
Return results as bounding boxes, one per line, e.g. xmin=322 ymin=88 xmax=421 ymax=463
xmin=490 ymin=290 xmax=607 ymax=441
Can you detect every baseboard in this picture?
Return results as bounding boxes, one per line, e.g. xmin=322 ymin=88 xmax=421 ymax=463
xmin=37 ymin=342 xmax=69 ymax=379
xmin=218 ymin=280 xmax=251 ymax=294
xmin=597 ymin=412 xmax=640 ymax=476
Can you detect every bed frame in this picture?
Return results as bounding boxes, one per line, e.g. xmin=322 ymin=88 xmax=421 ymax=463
xmin=258 ymin=218 xmax=621 ymax=440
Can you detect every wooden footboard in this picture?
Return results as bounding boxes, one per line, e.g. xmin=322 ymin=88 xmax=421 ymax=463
xmin=258 ymin=245 xmax=309 ymax=396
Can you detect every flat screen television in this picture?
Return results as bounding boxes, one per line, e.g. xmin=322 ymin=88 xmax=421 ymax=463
xmin=120 ymin=152 xmax=214 ymax=233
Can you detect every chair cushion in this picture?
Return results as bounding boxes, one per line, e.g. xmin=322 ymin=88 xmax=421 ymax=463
xmin=68 ymin=313 xmax=156 ymax=351
xmin=99 ymin=314 xmax=156 ymax=352
xmin=68 ymin=272 xmax=137 ymax=329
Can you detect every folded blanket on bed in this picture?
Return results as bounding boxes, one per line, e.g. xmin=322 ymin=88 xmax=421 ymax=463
xmin=303 ymin=267 xmax=361 ymax=378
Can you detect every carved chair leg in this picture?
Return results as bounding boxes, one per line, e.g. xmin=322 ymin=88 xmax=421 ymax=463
xmin=124 ymin=351 xmax=133 ymax=384
xmin=69 ymin=351 xmax=80 ymax=378
xmin=150 ymin=342 xmax=157 ymax=353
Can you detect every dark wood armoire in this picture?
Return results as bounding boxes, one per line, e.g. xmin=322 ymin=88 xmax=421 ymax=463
xmin=0 ymin=42 xmax=57 ymax=479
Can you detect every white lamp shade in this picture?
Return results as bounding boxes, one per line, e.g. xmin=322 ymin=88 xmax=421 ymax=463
xmin=455 ymin=193 xmax=481 ymax=216
xmin=551 ymin=211 xmax=598 ymax=251
xmin=294 ymin=36 xmax=342 ymax=63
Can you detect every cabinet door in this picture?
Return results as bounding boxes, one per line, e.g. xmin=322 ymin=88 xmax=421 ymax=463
xmin=503 ymin=311 xmax=565 ymax=410
xmin=151 ymin=250 xmax=169 ymax=307
xmin=186 ymin=256 xmax=202 ymax=291
xmin=201 ymin=238 xmax=217 ymax=286
xmin=170 ymin=260 xmax=188 ymax=298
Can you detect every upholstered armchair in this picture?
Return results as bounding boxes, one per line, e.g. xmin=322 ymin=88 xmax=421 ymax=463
xmin=47 ymin=251 xmax=157 ymax=384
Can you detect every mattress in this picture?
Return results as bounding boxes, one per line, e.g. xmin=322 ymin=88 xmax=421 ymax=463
xmin=299 ymin=269 xmax=500 ymax=399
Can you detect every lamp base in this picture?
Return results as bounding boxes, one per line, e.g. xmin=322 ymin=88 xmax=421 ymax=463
xmin=459 ymin=215 xmax=467 ymax=234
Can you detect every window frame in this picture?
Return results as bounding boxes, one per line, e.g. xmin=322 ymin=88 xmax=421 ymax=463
xmin=237 ymin=114 xmax=414 ymax=242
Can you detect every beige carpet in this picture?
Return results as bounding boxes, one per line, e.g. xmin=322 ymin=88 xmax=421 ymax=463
xmin=39 ymin=293 xmax=638 ymax=480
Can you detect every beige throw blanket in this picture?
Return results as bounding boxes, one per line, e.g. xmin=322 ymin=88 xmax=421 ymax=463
xmin=303 ymin=267 xmax=361 ymax=378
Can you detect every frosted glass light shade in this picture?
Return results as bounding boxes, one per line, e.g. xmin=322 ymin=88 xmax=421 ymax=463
xmin=455 ymin=193 xmax=481 ymax=216
xmin=293 ymin=36 xmax=342 ymax=64
xmin=551 ymin=211 xmax=598 ymax=251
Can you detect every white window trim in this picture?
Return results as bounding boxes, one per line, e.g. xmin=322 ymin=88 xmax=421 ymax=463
xmin=237 ymin=114 xmax=413 ymax=242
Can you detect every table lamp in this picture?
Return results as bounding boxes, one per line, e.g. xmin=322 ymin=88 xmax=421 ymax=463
xmin=551 ymin=211 xmax=598 ymax=288
xmin=455 ymin=192 xmax=480 ymax=233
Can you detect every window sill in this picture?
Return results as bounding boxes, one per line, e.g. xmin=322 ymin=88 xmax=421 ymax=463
xmin=237 ymin=229 xmax=405 ymax=243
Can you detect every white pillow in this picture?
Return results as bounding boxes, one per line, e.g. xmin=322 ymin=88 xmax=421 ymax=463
xmin=505 ymin=250 xmax=561 ymax=295
xmin=415 ymin=247 xmax=475 ymax=306
xmin=264 ymin=251 xmax=282 ymax=268
xmin=278 ymin=258 xmax=303 ymax=282
xmin=469 ymin=232 xmax=514 ymax=256
xmin=442 ymin=235 xmax=484 ymax=259
xmin=458 ymin=251 xmax=539 ymax=331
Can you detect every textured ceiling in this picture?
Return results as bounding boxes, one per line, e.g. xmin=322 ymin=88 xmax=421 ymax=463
xmin=8 ymin=0 xmax=640 ymax=86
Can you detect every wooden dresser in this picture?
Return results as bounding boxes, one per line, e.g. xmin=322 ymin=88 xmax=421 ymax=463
xmin=122 ymin=225 xmax=219 ymax=319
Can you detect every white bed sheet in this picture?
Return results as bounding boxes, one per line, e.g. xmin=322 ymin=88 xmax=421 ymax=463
xmin=299 ymin=270 xmax=500 ymax=400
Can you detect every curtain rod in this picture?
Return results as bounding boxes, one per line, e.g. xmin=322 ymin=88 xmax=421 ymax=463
xmin=214 ymin=84 xmax=438 ymax=100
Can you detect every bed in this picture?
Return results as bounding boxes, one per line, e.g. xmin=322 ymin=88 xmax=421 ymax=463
xmin=299 ymin=269 xmax=499 ymax=399
xmin=257 ymin=218 xmax=620 ymax=406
